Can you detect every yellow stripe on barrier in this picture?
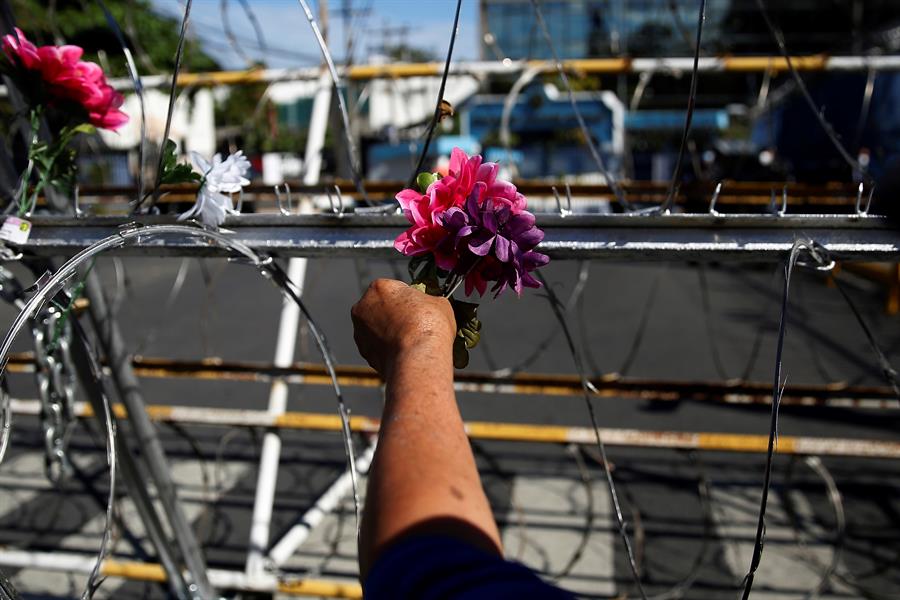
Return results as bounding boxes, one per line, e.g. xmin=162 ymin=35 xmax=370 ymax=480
xmin=464 ymin=421 xmax=574 ymax=444
xmin=348 ymin=62 xmax=442 ymax=78
xmin=277 ymin=579 xmax=363 ymax=598
xmin=93 ymin=559 xmax=361 ymax=597
xmin=722 ymin=55 xmax=828 ymax=72
xmin=696 ymin=433 xmax=795 ymax=454
xmin=100 ymin=560 xmax=167 ymax=582
xmin=53 ymin=402 xmax=900 ymax=458
xmin=524 ymin=58 xmax=633 ymax=73
xmin=176 ymin=69 xmax=267 ymax=86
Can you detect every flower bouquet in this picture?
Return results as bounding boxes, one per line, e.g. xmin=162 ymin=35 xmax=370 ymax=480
xmin=395 ymin=148 xmax=549 ymax=367
xmin=1 ymin=28 xmax=128 ymax=217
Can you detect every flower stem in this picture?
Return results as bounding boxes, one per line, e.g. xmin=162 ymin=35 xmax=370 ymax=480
xmin=16 ymin=108 xmax=42 ymax=217
xmin=443 ymin=258 xmax=482 ymax=298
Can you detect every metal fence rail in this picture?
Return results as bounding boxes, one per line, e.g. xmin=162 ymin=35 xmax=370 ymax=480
xmin=18 ymin=214 xmax=900 ymax=261
xmin=6 ymin=353 xmax=898 ymax=409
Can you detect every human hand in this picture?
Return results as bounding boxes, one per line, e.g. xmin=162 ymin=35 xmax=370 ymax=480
xmin=351 ymin=279 xmax=456 ymax=376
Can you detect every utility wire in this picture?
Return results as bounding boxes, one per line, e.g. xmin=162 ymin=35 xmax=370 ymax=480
xmin=407 ymin=0 xmax=463 ymax=190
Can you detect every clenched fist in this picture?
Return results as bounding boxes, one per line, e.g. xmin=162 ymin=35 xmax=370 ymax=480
xmin=351 ymin=279 xmax=456 ymax=377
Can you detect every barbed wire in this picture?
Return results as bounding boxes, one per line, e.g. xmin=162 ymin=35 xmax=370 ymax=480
xmin=296 ymin=0 xmax=368 ymax=205
xmin=536 ymin=269 xmax=648 ymax=599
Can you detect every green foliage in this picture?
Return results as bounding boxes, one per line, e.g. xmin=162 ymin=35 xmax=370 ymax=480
xmin=451 ymin=299 xmax=481 ymax=369
xmin=214 ymin=76 xmax=281 ymax=155
xmin=158 ymin=139 xmax=200 ymax=185
xmin=408 ymin=255 xmax=442 ymax=296
xmin=381 ymin=44 xmax=435 ymax=63
xmin=9 ymin=0 xmax=219 ymax=77
xmin=13 ymin=107 xmax=96 ymax=215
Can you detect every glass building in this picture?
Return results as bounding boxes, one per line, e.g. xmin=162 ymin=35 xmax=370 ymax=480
xmin=480 ymin=0 xmax=899 ymax=60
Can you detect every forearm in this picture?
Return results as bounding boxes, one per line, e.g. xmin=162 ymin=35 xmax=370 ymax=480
xmin=359 ymin=342 xmax=502 ymax=576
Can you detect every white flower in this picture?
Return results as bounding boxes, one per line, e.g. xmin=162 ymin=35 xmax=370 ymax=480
xmin=179 ymin=150 xmax=251 ymax=228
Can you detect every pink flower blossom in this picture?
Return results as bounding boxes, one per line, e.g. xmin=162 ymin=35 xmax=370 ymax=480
xmin=394 ymin=147 xmax=549 ymax=298
xmin=2 ymin=28 xmax=128 ymax=131
xmin=2 ymin=28 xmax=39 ymax=69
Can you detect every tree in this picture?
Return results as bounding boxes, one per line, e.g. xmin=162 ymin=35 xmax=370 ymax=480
xmin=8 ymin=0 xmax=219 ymax=77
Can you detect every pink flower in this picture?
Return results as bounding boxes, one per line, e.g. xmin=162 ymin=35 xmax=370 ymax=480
xmin=1 ymin=28 xmax=39 ymax=69
xmin=394 ymin=147 xmax=535 ymax=276
xmin=449 ymin=147 xmax=527 ymax=214
xmin=1 ymin=28 xmax=128 ymax=131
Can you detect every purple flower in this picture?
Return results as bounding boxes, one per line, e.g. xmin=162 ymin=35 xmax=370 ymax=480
xmin=439 ymin=182 xmax=550 ymax=298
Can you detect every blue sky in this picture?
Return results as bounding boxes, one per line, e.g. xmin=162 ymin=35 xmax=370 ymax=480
xmin=150 ymin=1 xmax=481 ymax=70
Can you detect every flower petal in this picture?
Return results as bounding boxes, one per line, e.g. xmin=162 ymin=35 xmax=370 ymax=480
xmin=448 ymin=147 xmax=468 ymax=176
xmin=494 ymin=234 xmax=510 ymax=262
xmin=505 ymin=211 xmax=536 ymax=238
xmin=468 ymin=232 xmax=495 ymax=256
xmin=190 ymin=151 xmax=211 ymax=175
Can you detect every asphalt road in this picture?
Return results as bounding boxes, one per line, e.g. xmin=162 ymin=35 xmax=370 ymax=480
xmin=0 ymin=254 xmax=898 ymax=599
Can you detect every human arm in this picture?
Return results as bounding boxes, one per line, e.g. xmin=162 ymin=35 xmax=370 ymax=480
xmin=350 ymin=279 xmax=502 ymax=577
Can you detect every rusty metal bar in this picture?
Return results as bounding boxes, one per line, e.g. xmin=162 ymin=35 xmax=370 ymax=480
xmin=72 ymin=55 xmax=900 ymax=91
xmin=0 ymin=550 xmax=362 ymax=598
xmin=6 ymin=353 xmax=897 ymax=409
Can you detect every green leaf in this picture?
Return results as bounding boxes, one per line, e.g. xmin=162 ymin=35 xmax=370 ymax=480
xmin=69 ymin=123 xmax=97 ymax=136
xmin=159 ymin=139 xmax=201 ymax=185
xmin=452 ymin=337 xmax=470 ymax=369
xmin=451 ymin=299 xmax=481 ymax=360
xmin=416 ymin=172 xmax=438 ymax=193
xmin=408 ymin=255 xmax=442 ymax=295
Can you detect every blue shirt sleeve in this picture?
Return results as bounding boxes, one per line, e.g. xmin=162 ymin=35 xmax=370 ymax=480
xmin=364 ymin=534 xmax=576 ymax=599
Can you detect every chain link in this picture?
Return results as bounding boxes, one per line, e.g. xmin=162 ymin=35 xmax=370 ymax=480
xmin=31 ymin=305 xmax=78 ymax=483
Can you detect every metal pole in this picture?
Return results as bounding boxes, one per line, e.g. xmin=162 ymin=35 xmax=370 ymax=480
xmin=245 ymin=70 xmax=331 ymax=581
xmin=82 ymin=271 xmax=214 ymax=599
xmin=67 ymin=328 xmax=192 ymax=600
xmin=244 ymin=255 xmax=307 ymax=581
xmin=268 ymin=441 xmax=375 ymax=566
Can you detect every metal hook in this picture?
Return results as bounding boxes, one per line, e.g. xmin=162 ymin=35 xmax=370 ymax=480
xmin=327 ymin=185 xmax=345 ymax=216
xmin=708 ymin=182 xmax=723 ymax=216
xmin=865 ymin=185 xmax=875 ymax=215
xmin=235 ymin=187 xmax=244 ymax=213
xmin=552 ymin=186 xmax=571 ymax=218
xmin=855 ymin=182 xmax=875 ymax=217
xmin=274 ymin=183 xmax=293 ymax=216
xmin=73 ymin=185 xmax=84 ymax=218
xmin=778 ymin=185 xmax=788 ymax=216
xmin=0 ymin=245 xmax=23 ymax=262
